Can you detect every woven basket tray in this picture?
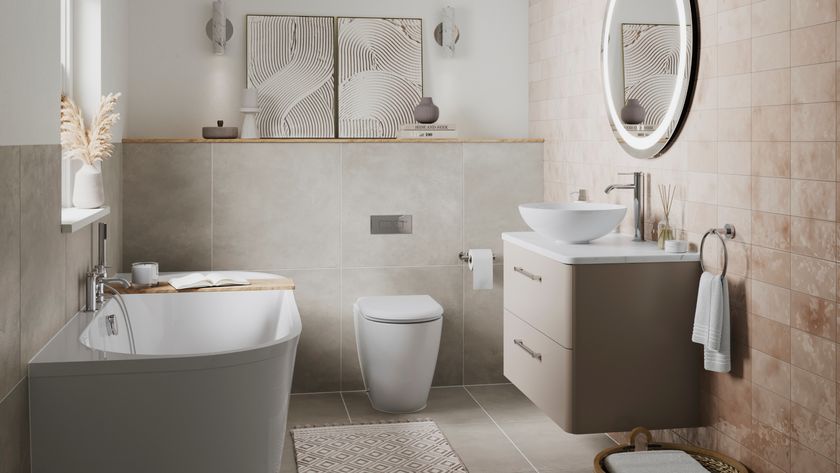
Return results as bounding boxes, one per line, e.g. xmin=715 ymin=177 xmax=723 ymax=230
xmin=593 ymin=427 xmax=748 ymax=473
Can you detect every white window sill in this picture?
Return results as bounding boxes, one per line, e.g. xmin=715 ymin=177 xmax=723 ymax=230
xmin=61 ymin=206 xmax=110 ymax=234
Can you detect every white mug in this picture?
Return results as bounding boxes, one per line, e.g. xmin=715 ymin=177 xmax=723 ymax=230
xmin=131 ymin=262 xmax=159 ymax=287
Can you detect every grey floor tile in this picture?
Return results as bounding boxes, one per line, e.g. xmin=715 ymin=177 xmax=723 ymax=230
xmin=466 ymin=384 xmax=549 ymax=424
xmin=499 ymin=419 xmax=615 ymax=473
xmin=439 ymin=422 xmax=536 ymax=473
xmin=287 ymin=393 xmax=349 ymax=427
xmin=342 ymin=387 xmax=491 ymax=426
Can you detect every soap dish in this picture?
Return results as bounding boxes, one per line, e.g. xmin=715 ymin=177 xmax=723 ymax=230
xmin=664 ymin=240 xmax=688 ymax=253
xmin=202 ymin=120 xmax=239 ymax=139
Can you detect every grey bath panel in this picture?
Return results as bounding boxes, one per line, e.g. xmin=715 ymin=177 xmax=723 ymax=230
xmin=0 ymin=146 xmax=21 ymax=397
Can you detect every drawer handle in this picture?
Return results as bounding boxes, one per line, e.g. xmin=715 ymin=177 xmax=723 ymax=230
xmin=514 ymin=266 xmax=542 ymax=282
xmin=514 ymin=339 xmax=542 ymax=361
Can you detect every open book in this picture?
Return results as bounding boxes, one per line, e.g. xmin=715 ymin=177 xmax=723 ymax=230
xmin=168 ymin=272 xmax=251 ymax=291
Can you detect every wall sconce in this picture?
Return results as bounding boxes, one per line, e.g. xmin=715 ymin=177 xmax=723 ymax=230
xmin=434 ymin=6 xmax=459 ymax=57
xmin=205 ymin=0 xmax=233 ymax=55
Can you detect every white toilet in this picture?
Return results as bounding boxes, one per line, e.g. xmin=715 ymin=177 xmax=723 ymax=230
xmin=354 ymin=295 xmax=443 ymax=413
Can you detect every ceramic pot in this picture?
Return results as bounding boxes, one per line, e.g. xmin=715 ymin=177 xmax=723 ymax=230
xmin=621 ymin=99 xmax=645 ymax=125
xmin=414 ymin=97 xmax=440 ymax=124
xmin=72 ymin=163 xmax=105 ymax=209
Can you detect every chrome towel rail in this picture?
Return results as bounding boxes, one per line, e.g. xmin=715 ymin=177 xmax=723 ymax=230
xmin=699 ymin=224 xmax=736 ymax=277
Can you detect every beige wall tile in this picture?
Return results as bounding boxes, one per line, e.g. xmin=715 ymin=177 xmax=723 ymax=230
xmin=792 ymin=142 xmax=836 ymax=180
xmin=792 ymin=329 xmax=837 ymax=380
xmin=0 ymin=147 xmax=20 ymax=398
xmin=791 ymin=404 xmax=837 ymax=460
xmin=752 ymin=69 xmax=791 ymax=106
xmin=743 ymin=419 xmax=791 ymax=470
xmin=791 ymin=0 xmax=837 ymax=28
xmin=752 ymin=142 xmax=791 ymax=177
xmin=718 ymin=141 xmax=752 ymax=175
xmin=791 ymin=291 xmax=836 ymax=340
xmin=753 ymin=211 xmax=792 ymax=251
xmin=791 ymin=22 xmax=837 ymax=66
xmin=123 ymin=144 xmax=211 ymax=271
xmin=750 ymin=314 xmax=792 ymax=360
xmin=0 ymin=382 xmax=28 ymax=473
xmin=753 ymin=384 xmax=792 ymax=434
xmin=752 ymin=0 xmax=791 ymax=36
xmin=719 ymin=39 xmax=753 ymax=75
xmin=791 ymin=179 xmax=836 ymax=220
xmin=751 ymin=279 xmax=792 ymax=323
xmin=719 ymin=5 xmax=752 ymax=44
xmin=752 ymin=32 xmax=791 ymax=71
xmin=752 ymin=105 xmax=791 ymax=141
xmin=753 ymin=348 xmax=792 ymax=398
xmin=791 ymin=63 xmax=837 ymax=104
xmin=791 ymin=102 xmax=837 ymax=141
xmin=790 ymin=441 xmax=836 ymax=473
xmin=720 ymin=108 xmax=753 ymax=140
xmin=752 ymin=176 xmax=791 ymax=214
xmin=688 ymin=172 xmax=719 ymax=204
xmin=791 ymin=253 xmax=837 ymax=300
xmin=792 ymin=366 xmax=836 ymax=419
xmin=752 ymin=245 xmax=793 ymax=287
xmin=718 ymin=174 xmax=752 ymax=208
xmin=791 ymin=216 xmax=836 ymax=259
xmin=720 ymin=74 xmax=752 ymax=108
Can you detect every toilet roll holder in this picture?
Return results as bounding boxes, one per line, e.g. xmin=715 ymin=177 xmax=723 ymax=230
xmin=458 ymin=251 xmax=496 ymax=263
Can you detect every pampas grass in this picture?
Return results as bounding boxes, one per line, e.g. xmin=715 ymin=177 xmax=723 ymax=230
xmin=60 ymin=93 xmax=121 ymax=166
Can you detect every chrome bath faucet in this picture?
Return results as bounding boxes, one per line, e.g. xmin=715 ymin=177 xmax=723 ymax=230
xmin=605 ymin=172 xmax=645 ymax=242
xmin=85 ymin=223 xmax=130 ymax=312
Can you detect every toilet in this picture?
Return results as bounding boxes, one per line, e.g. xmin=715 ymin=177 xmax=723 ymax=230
xmin=354 ymin=295 xmax=444 ymax=413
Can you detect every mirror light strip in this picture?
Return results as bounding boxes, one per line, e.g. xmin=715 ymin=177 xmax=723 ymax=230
xmin=602 ymin=0 xmax=688 ymax=152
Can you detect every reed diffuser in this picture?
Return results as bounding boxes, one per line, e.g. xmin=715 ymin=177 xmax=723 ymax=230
xmin=657 ymin=184 xmax=676 ymax=249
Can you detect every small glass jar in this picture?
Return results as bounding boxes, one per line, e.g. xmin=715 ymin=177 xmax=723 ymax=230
xmin=657 ymin=220 xmax=674 ymax=250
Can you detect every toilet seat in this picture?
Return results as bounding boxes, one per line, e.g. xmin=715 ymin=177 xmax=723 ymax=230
xmin=355 ymin=295 xmax=443 ymax=324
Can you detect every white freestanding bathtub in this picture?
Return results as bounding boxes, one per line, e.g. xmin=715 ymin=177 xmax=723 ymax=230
xmin=28 ymin=271 xmax=301 ymax=473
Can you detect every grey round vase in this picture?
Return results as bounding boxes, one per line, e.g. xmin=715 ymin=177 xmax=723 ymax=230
xmin=621 ymin=99 xmax=645 ymax=125
xmin=414 ymin=97 xmax=440 ymax=124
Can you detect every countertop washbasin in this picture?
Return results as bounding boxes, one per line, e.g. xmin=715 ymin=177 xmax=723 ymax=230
xmin=518 ymin=202 xmax=627 ymax=244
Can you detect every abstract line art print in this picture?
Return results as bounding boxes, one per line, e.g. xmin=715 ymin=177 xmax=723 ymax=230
xmin=247 ymin=15 xmax=335 ymax=138
xmin=621 ymin=23 xmax=693 ymax=132
xmin=337 ymin=17 xmax=423 ymax=138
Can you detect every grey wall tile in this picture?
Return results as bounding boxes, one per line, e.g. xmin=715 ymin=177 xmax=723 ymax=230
xmin=0 ymin=381 xmax=29 ymax=473
xmin=341 ymin=143 xmax=463 ymax=267
xmin=0 ymin=147 xmax=20 ymax=398
xmin=213 ymin=144 xmax=340 ymax=270
xmin=65 ymin=227 xmax=92 ymax=320
xmin=123 ymin=144 xmax=211 ymax=271
xmin=20 ymin=145 xmax=65 ymax=370
xmin=464 ymin=143 xmax=543 ymax=262
xmin=281 ymin=269 xmax=341 ymax=394
xmin=463 ymin=265 xmax=506 ymax=385
xmin=102 ymin=144 xmax=123 ymax=271
xmin=340 ymin=266 xmax=464 ymax=390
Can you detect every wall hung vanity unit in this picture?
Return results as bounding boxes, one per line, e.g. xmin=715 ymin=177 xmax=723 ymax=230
xmin=502 ymin=232 xmax=701 ymax=434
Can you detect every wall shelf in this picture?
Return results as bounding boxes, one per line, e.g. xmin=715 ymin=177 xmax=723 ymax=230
xmin=61 ymin=206 xmax=110 ymax=234
xmin=123 ymin=137 xmax=544 ymax=144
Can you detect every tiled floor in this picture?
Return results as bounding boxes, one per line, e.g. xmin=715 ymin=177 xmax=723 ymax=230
xmin=280 ymin=384 xmax=615 ymax=473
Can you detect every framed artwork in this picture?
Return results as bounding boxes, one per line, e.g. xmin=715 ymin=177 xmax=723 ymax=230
xmin=621 ymin=23 xmax=693 ymax=131
xmin=246 ymin=15 xmax=335 ymax=138
xmin=337 ymin=17 xmax=423 ymax=138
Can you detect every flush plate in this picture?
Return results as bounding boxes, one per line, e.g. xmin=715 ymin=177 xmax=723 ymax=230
xmin=370 ymin=215 xmax=412 ymax=234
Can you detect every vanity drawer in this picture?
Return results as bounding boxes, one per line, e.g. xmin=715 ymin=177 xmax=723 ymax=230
xmin=503 ymin=241 xmax=573 ymax=348
xmin=503 ymin=310 xmax=572 ymax=430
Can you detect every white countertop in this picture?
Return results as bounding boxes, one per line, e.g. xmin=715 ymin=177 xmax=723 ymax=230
xmin=502 ymin=232 xmax=700 ymax=265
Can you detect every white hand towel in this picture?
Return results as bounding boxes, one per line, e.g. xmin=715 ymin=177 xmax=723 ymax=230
xmin=704 ymin=276 xmax=731 ymax=373
xmin=604 ymin=450 xmax=708 ymax=473
xmin=691 ymin=272 xmax=714 ymax=345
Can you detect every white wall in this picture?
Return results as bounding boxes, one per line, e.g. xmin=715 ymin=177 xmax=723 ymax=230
xmin=0 ymin=0 xmax=61 ymax=146
xmin=126 ymin=0 xmax=529 ymax=138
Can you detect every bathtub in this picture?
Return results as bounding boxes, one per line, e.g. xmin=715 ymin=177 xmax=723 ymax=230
xmin=28 ymin=271 xmax=301 ymax=473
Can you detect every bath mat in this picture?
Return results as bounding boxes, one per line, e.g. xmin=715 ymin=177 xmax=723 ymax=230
xmin=291 ymin=420 xmax=468 ymax=472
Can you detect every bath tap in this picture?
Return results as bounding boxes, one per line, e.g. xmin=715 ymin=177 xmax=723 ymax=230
xmin=605 ymin=172 xmax=645 ymax=242
xmin=84 ymin=223 xmax=131 ymax=312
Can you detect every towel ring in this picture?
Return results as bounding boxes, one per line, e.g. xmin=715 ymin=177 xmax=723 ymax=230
xmin=699 ymin=224 xmax=736 ymax=278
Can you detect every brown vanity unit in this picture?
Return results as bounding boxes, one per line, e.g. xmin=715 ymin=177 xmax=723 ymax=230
xmin=502 ymin=232 xmax=702 ymax=434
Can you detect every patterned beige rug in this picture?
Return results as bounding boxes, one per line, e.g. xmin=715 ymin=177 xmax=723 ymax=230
xmin=291 ymin=420 xmax=469 ymax=472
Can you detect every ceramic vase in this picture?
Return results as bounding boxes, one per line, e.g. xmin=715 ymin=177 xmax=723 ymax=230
xmin=621 ymin=99 xmax=645 ymax=125
xmin=414 ymin=97 xmax=440 ymax=124
xmin=72 ymin=163 xmax=105 ymax=209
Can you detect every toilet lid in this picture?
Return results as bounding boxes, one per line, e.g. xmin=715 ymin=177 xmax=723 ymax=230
xmin=356 ymin=295 xmax=444 ymax=324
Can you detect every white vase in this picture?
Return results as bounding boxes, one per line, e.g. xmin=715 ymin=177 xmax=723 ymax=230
xmin=72 ymin=163 xmax=105 ymax=209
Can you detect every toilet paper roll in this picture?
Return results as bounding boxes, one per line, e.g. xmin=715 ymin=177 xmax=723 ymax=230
xmin=468 ymin=249 xmax=494 ymax=290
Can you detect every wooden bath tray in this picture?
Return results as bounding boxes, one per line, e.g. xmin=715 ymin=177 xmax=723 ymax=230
xmin=116 ymin=277 xmax=295 ymax=294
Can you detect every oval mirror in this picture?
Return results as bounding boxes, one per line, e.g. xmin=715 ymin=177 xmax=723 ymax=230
xmin=601 ymin=0 xmax=699 ymax=159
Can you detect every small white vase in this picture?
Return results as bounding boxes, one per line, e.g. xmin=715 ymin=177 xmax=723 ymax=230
xmin=72 ymin=163 xmax=105 ymax=209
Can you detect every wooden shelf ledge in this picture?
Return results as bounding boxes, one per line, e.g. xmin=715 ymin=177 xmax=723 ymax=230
xmin=122 ymin=137 xmax=545 ymax=144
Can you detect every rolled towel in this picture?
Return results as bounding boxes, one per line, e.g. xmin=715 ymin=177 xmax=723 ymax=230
xmin=704 ymin=275 xmax=731 ymax=373
xmin=691 ymin=272 xmax=714 ymax=345
xmin=604 ymin=450 xmax=708 ymax=473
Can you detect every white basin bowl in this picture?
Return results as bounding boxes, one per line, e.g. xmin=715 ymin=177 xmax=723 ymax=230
xmin=518 ymin=202 xmax=628 ymax=244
